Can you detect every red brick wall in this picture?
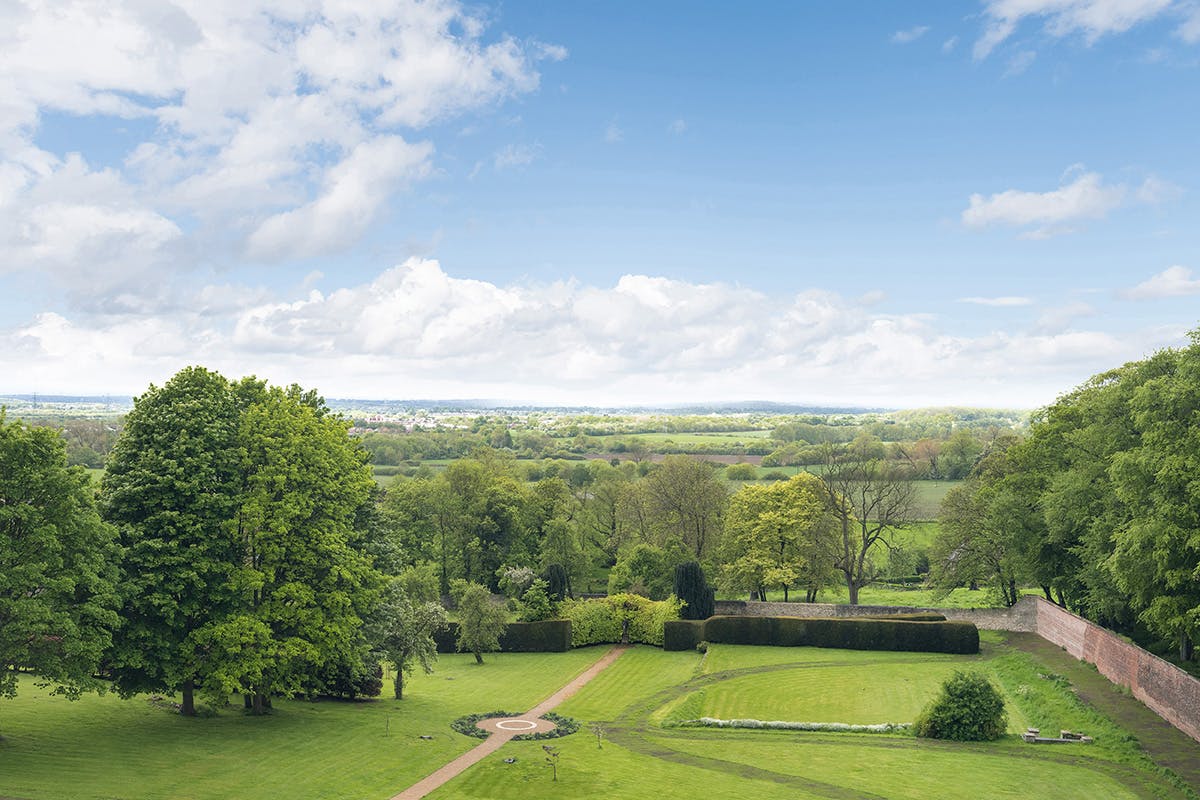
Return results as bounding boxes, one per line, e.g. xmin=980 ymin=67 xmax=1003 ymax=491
xmin=1033 ymin=598 xmax=1200 ymax=743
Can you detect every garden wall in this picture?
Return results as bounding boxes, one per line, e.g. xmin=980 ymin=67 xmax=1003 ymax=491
xmin=716 ymin=595 xmax=1200 ymax=743
xmin=1033 ymin=598 xmax=1200 ymax=743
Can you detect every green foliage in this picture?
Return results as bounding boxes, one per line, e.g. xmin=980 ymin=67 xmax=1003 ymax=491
xmin=608 ymin=542 xmax=684 ymax=599
xmin=672 ymin=561 xmax=715 ymax=620
xmin=542 ymin=564 xmax=569 ymax=602
xmin=559 ymin=594 xmax=682 ymax=646
xmin=101 ymin=367 xmax=385 ymax=713
xmin=517 ymin=579 xmax=556 ymax=622
xmin=914 ymin=670 xmax=1007 ymax=741
xmin=452 ymin=580 xmax=509 ymax=663
xmin=718 ymin=472 xmax=836 ymax=603
xmin=666 ymin=616 xmax=978 ymax=654
xmin=724 ymin=463 xmax=757 ymax=480
xmin=0 ymin=413 xmax=121 ymax=701
xmin=373 ymin=582 xmax=447 ymax=699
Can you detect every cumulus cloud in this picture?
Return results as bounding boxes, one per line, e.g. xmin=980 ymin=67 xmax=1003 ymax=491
xmin=975 ymin=0 xmax=1176 ymax=59
xmin=892 ymin=26 xmax=931 ymax=43
xmin=1 ymin=259 xmax=1185 ymax=407
xmin=0 ymin=0 xmax=562 ymax=300
xmin=962 ymin=171 xmax=1167 ymax=237
xmin=1121 ymin=265 xmax=1200 ymax=299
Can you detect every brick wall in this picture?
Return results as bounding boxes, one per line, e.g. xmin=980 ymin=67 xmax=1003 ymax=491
xmin=1032 ymin=597 xmax=1200 ymax=743
xmin=712 ymin=595 xmax=1200 ymax=743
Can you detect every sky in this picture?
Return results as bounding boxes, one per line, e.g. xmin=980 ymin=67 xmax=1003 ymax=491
xmin=1 ymin=0 xmax=1199 ymax=408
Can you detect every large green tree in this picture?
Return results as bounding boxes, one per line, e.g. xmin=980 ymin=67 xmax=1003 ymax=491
xmin=1 ymin=414 xmax=120 ymax=714
xmin=101 ymin=367 xmax=245 ymax=715
xmin=103 ymin=368 xmax=384 ymax=715
xmin=719 ymin=472 xmax=836 ymax=602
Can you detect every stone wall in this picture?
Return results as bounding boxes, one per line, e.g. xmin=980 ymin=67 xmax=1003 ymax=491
xmin=1032 ymin=597 xmax=1200 ymax=743
xmin=711 ymin=594 xmax=1200 ymax=743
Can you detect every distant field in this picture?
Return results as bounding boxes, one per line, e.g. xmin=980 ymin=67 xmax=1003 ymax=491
xmin=593 ymin=430 xmax=772 ymax=448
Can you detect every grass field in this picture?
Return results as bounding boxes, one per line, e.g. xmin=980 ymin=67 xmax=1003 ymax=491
xmin=3 ymin=639 xmax=1194 ymax=800
xmin=430 ymin=635 xmax=1194 ymax=800
xmin=0 ymin=649 xmax=608 ymax=800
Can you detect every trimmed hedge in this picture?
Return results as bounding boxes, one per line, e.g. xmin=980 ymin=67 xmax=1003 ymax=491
xmin=663 ymin=615 xmax=978 ymax=654
xmin=434 ymin=620 xmax=571 ymax=654
xmin=663 ymin=619 xmax=705 ymax=651
xmin=499 ymin=619 xmax=572 ymax=652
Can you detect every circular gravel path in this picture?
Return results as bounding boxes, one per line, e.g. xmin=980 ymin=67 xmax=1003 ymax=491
xmin=475 ymin=716 xmax=557 ymax=735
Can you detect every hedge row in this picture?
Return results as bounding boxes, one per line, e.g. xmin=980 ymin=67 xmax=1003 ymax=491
xmin=434 ymin=619 xmax=572 ymax=654
xmin=862 ymin=613 xmax=947 ymax=622
xmin=663 ymin=615 xmax=978 ymax=654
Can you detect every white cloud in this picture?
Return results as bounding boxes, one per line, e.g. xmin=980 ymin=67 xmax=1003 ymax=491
xmin=1034 ymin=301 xmax=1096 ymax=332
xmin=668 ymin=119 xmax=687 ymax=135
xmin=892 ymin=25 xmax=931 ymax=43
xmin=0 ymin=0 xmax=562 ymax=301
xmin=1181 ymin=2 xmax=1200 ymax=40
xmin=943 ymin=35 xmax=960 ymax=52
xmin=604 ymin=120 xmax=624 ymax=144
xmin=1121 ymin=265 xmax=1200 ymax=299
xmin=1 ymin=259 xmax=1187 ymax=408
xmin=975 ymin=0 xmax=1176 ymax=59
xmin=957 ymin=296 xmax=1034 ymax=306
xmin=247 ymin=136 xmax=433 ymax=261
xmin=962 ymin=171 xmax=1165 ymax=237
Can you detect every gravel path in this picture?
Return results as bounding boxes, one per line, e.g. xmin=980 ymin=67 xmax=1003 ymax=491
xmin=390 ymin=645 xmax=629 ymax=800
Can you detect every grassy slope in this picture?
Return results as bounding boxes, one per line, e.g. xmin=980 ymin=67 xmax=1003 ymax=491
xmin=0 ymin=649 xmax=606 ymax=800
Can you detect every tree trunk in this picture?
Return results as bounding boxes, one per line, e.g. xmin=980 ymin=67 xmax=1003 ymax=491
xmin=181 ymin=679 xmax=196 ymax=717
xmin=244 ymin=694 xmax=252 ymax=709
xmin=783 ymin=585 xmax=789 ymax=602
xmin=1007 ymin=579 xmax=1018 ymax=607
xmin=393 ymin=668 xmax=404 ymax=700
xmin=1054 ymin=587 xmax=1066 ymax=607
xmin=847 ymin=581 xmax=859 ymax=605
xmin=250 ymin=692 xmax=268 ymax=715
xmin=1042 ymin=585 xmax=1053 ymax=602
xmin=1181 ymin=634 xmax=1194 ymax=662
xmin=474 ymin=650 xmax=484 ymax=665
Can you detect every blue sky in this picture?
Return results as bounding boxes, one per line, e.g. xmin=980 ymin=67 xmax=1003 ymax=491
xmin=1 ymin=0 xmax=1198 ymax=407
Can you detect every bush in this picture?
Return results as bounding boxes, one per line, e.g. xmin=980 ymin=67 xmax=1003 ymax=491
xmin=724 ymin=463 xmax=757 ymax=480
xmin=680 ymin=616 xmax=978 ymax=654
xmin=560 ymin=594 xmax=682 ymax=646
xmin=915 ymin=671 xmax=1007 ymax=741
xmin=517 ymin=579 xmax=556 ymax=622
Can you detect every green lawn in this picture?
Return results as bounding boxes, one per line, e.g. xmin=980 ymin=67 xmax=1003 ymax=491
xmin=0 ymin=649 xmax=608 ymax=800
xmin=429 ymin=639 xmax=1192 ymax=800
xmin=3 ymin=640 xmax=1192 ymax=800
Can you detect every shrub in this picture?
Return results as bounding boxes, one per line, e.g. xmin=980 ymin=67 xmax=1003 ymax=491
xmin=517 ymin=579 xmax=556 ymax=622
xmin=543 ymin=564 xmax=569 ymax=602
xmin=725 ymin=463 xmax=757 ymax=480
xmin=914 ymin=671 xmax=1007 ymax=741
xmin=560 ymin=594 xmax=682 ymax=646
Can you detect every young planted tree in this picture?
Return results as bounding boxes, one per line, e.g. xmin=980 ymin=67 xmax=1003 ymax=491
xmin=375 ymin=584 xmax=447 ymax=699
xmin=452 ymin=580 xmax=508 ymax=664
xmin=1 ymin=415 xmax=120 ymax=715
